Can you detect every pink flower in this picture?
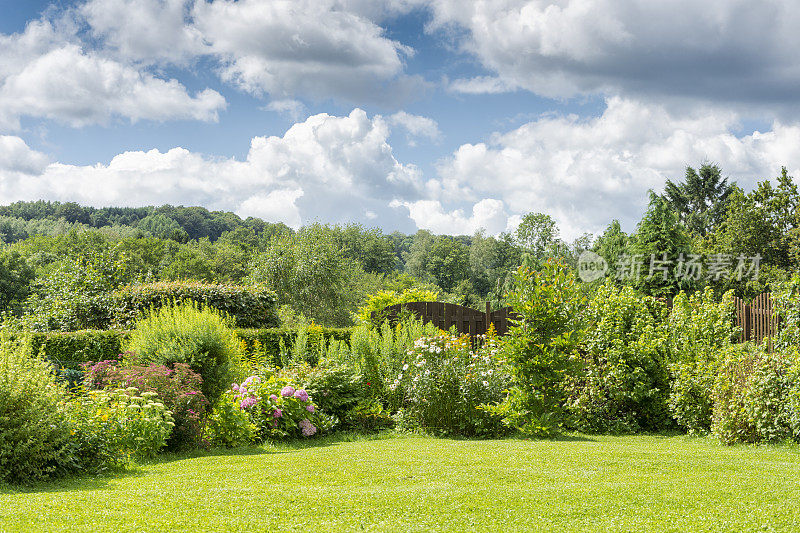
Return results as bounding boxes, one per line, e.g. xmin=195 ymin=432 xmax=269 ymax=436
xmin=280 ymin=385 xmax=295 ymax=398
xmin=269 ymin=394 xmax=278 ymax=401
xmin=298 ymin=419 xmax=317 ymax=437
xmin=294 ymin=389 xmax=309 ymax=402
xmin=240 ymin=396 xmax=257 ymax=409
xmin=273 ymin=409 xmax=283 ymax=418
xmin=306 ymin=405 xmax=315 ymax=413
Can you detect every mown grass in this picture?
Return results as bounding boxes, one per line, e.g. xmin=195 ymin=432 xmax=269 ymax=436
xmin=2 ymin=432 xmax=800 ymax=532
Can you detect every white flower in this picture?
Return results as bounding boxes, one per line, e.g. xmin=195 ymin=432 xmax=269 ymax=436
xmin=482 ymin=381 xmax=489 ymax=387
xmin=403 ymin=364 xmax=409 ymax=371
xmin=487 ymin=369 xmax=494 ymax=375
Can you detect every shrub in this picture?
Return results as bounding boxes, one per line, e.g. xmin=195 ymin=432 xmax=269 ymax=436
xmin=124 ymin=302 xmax=245 ymax=405
xmin=112 ymin=281 xmax=279 ymax=329
xmin=82 ymin=361 xmax=209 ymax=450
xmin=207 ymin=392 xmax=257 ymax=447
xmin=711 ymin=344 xmax=795 ymax=444
xmin=391 ymin=332 xmax=510 ymax=437
xmin=356 ymin=287 xmax=440 ymax=326
xmin=283 ymin=362 xmax=366 ymax=428
xmin=0 ymin=336 xmax=72 ymax=484
xmin=236 ymin=326 xmax=352 ymax=367
xmin=232 ymin=373 xmax=335 ymax=440
xmin=666 ymin=288 xmax=737 ymax=434
xmin=63 ymin=387 xmax=174 ymax=468
xmin=27 ymin=329 xmax=127 ymax=370
xmin=568 ymin=283 xmax=670 ymax=433
xmin=490 ymin=261 xmax=585 ymax=437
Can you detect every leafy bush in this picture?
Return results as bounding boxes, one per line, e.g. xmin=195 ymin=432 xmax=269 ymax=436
xmin=26 ymin=329 xmax=127 ymax=370
xmin=491 ymin=261 xmax=585 ymax=437
xmin=63 ymin=387 xmax=175 ymax=468
xmin=666 ymin=288 xmax=737 ymax=433
xmin=112 ymin=281 xmax=279 ymax=329
xmin=356 ymin=287 xmax=439 ymax=326
xmin=568 ymin=283 xmax=670 ymax=433
xmin=208 ymin=373 xmax=333 ymax=445
xmin=391 ymin=332 xmax=509 ymax=437
xmin=82 ymin=361 xmax=209 ymax=449
xmin=237 ymin=326 xmax=352 ymax=367
xmin=207 ymin=391 xmax=257 ymax=447
xmin=283 ymin=362 xmax=365 ymax=427
xmin=0 ymin=336 xmax=72 ymax=484
xmin=711 ymin=344 xmax=795 ymax=444
xmin=124 ymin=302 xmax=246 ymax=404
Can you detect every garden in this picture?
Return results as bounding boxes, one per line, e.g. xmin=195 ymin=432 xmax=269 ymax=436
xmin=4 ymin=258 xmax=800 ymax=531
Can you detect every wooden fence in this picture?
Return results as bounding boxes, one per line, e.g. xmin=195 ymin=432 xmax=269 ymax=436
xmin=732 ymin=292 xmax=779 ymax=345
xmin=380 ymin=293 xmax=781 ymax=344
xmin=376 ymin=302 xmax=517 ymax=337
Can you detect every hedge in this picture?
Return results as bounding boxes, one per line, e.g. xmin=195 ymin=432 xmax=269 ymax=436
xmin=22 ymin=327 xmax=353 ymax=371
xmin=112 ymin=281 xmax=279 ymax=329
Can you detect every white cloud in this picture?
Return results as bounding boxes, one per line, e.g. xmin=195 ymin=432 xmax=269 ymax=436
xmin=448 ymin=76 xmax=514 ymax=95
xmin=391 ymin=198 xmax=512 ymax=235
xmin=191 ymin=0 xmax=420 ymax=102
xmin=0 ymin=109 xmax=422 ymax=229
xmin=0 ymin=20 xmax=225 ymax=130
xmin=425 ymin=0 xmax=800 ymax=109
xmin=388 ymin=111 xmax=441 ymax=145
xmin=265 ymin=99 xmax=307 ymax=122
xmin=81 ymin=0 xmax=206 ymax=64
xmin=428 ymin=97 xmax=800 ymax=239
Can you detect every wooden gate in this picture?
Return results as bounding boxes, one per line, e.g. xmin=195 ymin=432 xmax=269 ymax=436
xmin=732 ymin=292 xmax=779 ymax=346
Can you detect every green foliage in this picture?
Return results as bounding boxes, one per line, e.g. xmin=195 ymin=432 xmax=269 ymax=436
xmin=237 ymin=325 xmax=352 ymax=367
xmin=125 ymin=302 xmax=246 ymax=404
xmin=112 ymin=280 xmax=278 ymax=329
xmin=283 ymin=362 xmax=365 ymax=427
xmin=391 ymin=333 xmax=510 ymax=437
xmin=629 ymin=192 xmax=693 ymax=297
xmin=206 ymin=392 xmax=257 ymax=447
xmin=493 ymin=261 xmax=585 ymax=436
xmin=22 ymin=253 xmax=124 ymax=331
xmin=248 ymin=223 xmax=369 ymax=326
xmin=356 ymin=287 xmax=440 ymax=326
xmin=0 ymin=249 xmax=34 ymax=314
xmin=711 ymin=345 xmax=796 ymax=444
xmin=25 ymin=329 xmax=127 ymax=370
xmin=666 ymin=288 xmax=737 ymax=433
xmin=663 ymin=163 xmax=733 ymax=237
xmin=568 ymin=283 xmax=670 ymax=433
xmin=64 ymin=388 xmax=175 ymax=468
xmin=0 ymin=336 xmax=72 ymax=484
xmin=82 ymin=361 xmax=208 ymax=450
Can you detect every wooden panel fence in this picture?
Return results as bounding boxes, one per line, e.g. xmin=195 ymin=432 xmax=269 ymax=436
xmin=378 ymin=293 xmax=780 ymax=345
xmin=732 ymin=292 xmax=779 ymax=347
xmin=375 ymin=302 xmax=517 ymax=337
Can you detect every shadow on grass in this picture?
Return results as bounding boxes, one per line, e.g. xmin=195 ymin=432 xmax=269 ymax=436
xmin=0 ymin=467 xmax=146 ymax=496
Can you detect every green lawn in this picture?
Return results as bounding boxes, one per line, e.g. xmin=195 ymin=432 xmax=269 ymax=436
xmin=2 ymin=432 xmax=800 ymax=532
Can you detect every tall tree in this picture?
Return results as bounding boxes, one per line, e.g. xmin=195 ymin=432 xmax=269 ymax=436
xmin=663 ymin=163 xmax=733 ymax=236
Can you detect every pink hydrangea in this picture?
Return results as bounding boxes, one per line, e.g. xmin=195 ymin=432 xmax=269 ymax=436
xmin=306 ymin=405 xmax=315 ymax=413
xmin=294 ymin=389 xmax=309 ymax=402
xmin=298 ymin=419 xmax=317 ymax=437
xmin=280 ymin=385 xmax=295 ymax=397
xmin=273 ymin=409 xmax=283 ymax=418
xmin=269 ymin=394 xmax=278 ymax=401
xmin=240 ymin=396 xmax=257 ymax=409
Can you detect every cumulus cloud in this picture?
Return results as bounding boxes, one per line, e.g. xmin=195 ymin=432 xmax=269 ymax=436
xmin=425 ymin=0 xmax=800 ymax=110
xmin=0 ymin=109 xmax=422 ymax=229
xmin=265 ymin=99 xmax=307 ymax=122
xmin=81 ymin=0 xmax=206 ymax=64
xmin=0 ymin=20 xmax=225 ymax=130
xmin=429 ymin=97 xmax=800 ymax=240
xmin=391 ymin=198 xmax=512 ymax=235
xmin=387 ymin=111 xmax=441 ymax=145
xmin=191 ymin=0 xmax=422 ymax=102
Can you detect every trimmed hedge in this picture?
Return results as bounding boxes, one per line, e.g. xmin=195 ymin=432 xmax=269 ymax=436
xmin=112 ymin=281 xmax=279 ymax=329
xmin=21 ymin=327 xmax=353 ymax=371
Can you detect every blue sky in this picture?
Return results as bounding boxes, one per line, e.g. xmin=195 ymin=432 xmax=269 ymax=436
xmin=1 ymin=0 xmax=799 ymax=239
